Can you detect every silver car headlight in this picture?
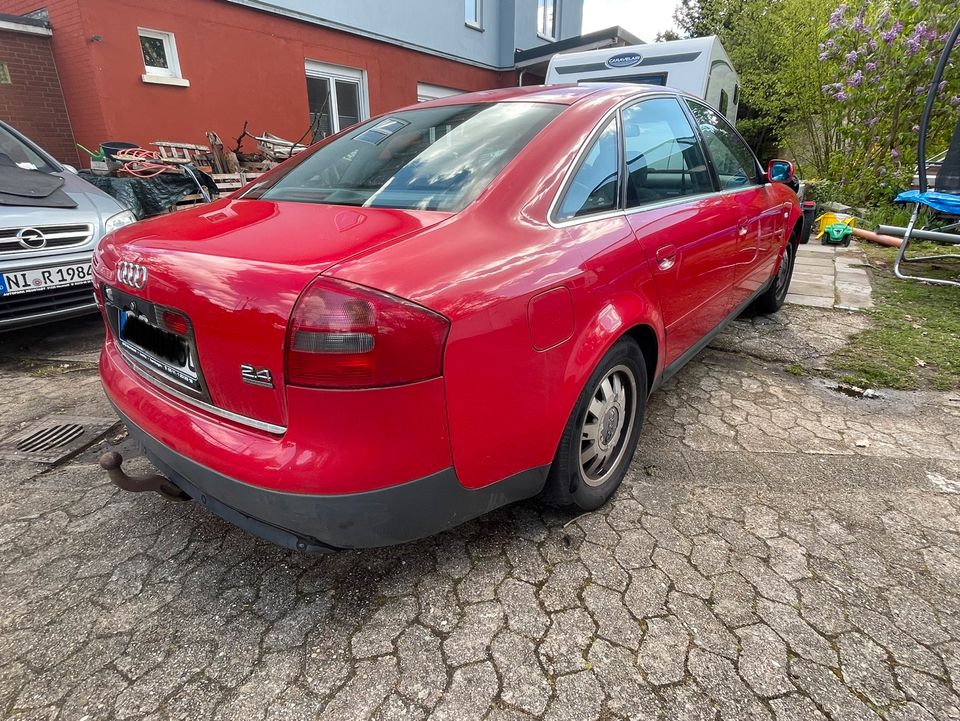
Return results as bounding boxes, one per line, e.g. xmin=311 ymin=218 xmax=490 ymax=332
xmin=104 ymin=210 xmax=137 ymax=236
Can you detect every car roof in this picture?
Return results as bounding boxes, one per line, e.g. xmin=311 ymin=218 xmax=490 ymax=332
xmin=414 ymin=83 xmax=680 ymax=110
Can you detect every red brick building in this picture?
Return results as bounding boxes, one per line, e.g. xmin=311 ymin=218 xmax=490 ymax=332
xmin=0 ymin=11 xmax=77 ymax=163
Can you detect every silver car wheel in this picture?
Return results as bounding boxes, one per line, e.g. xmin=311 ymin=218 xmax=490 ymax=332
xmin=578 ymin=364 xmax=637 ymax=487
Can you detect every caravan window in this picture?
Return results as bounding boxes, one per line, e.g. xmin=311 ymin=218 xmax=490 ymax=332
xmin=621 ymin=98 xmax=713 ymax=208
xmin=686 ymin=100 xmax=759 ymax=189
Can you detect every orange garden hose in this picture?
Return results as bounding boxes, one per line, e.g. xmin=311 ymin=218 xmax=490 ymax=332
xmin=114 ymin=148 xmax=171 ymax=178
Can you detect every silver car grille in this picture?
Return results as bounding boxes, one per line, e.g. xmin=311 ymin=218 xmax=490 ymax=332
xmin=0 ymin=224 xmax=94 ymax=255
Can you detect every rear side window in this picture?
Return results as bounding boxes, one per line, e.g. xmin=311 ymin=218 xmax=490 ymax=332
xmin=621 ymin=97 xmax=714 ymax=208
xmin=249 ymin=102 xmax=562 ymax=212
xmin=686 ymin=100 xmax=759 ymax=189
xmin=557 ymin=117 xmax=620 ymax=220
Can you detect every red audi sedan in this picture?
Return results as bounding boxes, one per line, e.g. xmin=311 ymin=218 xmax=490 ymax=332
xmin=95 ymin=84 xmax=800 ymax=552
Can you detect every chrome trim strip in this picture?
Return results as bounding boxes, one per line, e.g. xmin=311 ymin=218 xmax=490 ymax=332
xmin=120 ymin=348 xmax=288 ymax=435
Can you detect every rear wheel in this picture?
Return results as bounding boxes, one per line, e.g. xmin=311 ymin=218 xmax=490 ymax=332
xmin=752 ymin=240 xmax=795 ymax=314
xmin=544 ymin=338 xmax=647 ymax=510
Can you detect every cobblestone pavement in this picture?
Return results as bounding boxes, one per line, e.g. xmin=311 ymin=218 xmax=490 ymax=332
xmin=1 ymin=310 xmax=960 ymax=721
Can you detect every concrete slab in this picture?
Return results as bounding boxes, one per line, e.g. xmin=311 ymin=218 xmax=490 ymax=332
xmin=785 ymin=240 xmax=873 ymax=311
xmin=784 ymin=293 xmax=835 ymax=308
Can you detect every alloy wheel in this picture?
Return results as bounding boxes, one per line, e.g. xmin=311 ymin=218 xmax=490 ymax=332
xmin=578 ymin=364 xmax=637 ymax=487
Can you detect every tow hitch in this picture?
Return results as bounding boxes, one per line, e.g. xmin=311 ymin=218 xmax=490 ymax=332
xmin=99 ymin=451 xmax=190 ymax=501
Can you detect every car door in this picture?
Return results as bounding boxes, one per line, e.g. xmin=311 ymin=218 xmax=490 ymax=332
xmin=685 ymin=100 xmax=779 ymax=309
xmin=619 ymin=96 xmax=736 ymax=368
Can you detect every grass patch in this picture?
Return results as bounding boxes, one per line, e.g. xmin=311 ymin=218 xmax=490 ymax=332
xmin=785 ymin=363 xmax=806 ymax=376
xmin=830 ymin=244 xmax=960 ymax=390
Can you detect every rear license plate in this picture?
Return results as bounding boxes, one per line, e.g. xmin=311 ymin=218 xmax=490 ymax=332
xmin=119 ymin=310 xmax=199 ymax=386
xmin=0 ymin=263 xmax=92 ymax=296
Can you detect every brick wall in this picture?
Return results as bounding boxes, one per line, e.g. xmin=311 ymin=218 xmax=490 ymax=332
xmin=0 ymin=26 xmax=79 ymax=164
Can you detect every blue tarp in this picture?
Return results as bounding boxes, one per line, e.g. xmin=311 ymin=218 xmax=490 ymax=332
xmin=895 ymin=189 xmax=960 ymax=215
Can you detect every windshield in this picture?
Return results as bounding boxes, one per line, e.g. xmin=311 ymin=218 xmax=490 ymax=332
xmin=247 ymin=102 xmax=563 ymax=212
xmin=0 ymin=125 xmax=57 ymax=174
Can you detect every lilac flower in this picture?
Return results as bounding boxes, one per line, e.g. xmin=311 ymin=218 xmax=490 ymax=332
xmin=906 ymin=38 xmax=921 ymax=56
xmin=952 ymin=96 xmax=960 ymax=107
xmin=910 ymin=0 xmax=918 ymax=7
xmin=865 ymin=61 xmax=877 ymax=72
xmin=881 ymin=20 xmax=903 ymax=43
xmin=878 ymin=166 xmax=888 ymax=175
xmin=868 ymin=39 xmax=878 ymax=51
xmin=845 ymin=50 xmax=859 ymax=65
xmin=891 ymin=149 xmax=900 ymax=160
xmin=867 ymin=116 xmax=878 ymax=127
xmin=836 ymin=90 xmax=850 ymax=101
xmin=913 ymin=124 xmax=921 ymax=132
xmin=848 ymin=70 xmax=863 ymax=87
xmin=819 ymin=52 xmax=830 ymax=61
xmin=829 ymin=4 xmax=847 ymax=28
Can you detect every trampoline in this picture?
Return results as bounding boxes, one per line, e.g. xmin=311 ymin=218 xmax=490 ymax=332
xmin=885 ymin=17 xmax=960 ymax=287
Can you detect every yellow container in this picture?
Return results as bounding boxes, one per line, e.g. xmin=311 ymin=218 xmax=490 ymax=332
xmin=815 ymin=212 xmax=856 ymax=238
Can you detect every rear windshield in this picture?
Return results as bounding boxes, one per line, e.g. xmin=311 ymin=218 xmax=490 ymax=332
xmin=246 ymin=102 xmax=562 ymax=212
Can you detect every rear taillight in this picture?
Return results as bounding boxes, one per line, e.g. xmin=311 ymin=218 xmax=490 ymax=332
xmin=286 ymin=277 xmax=449 ymax=388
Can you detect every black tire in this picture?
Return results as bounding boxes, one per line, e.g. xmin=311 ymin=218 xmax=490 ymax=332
xmin=543 ymin=337 xmax=647 ymax=511
xmin=752 ymin=240 xmax=796 ymax=314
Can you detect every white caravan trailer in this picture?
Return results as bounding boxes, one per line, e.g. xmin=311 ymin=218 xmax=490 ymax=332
xmin=545 ymin=36 xmax=740 ymax=124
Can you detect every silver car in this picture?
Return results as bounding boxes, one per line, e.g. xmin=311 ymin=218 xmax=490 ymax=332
xmin=0 ymin=120 xmax=136 ymax=331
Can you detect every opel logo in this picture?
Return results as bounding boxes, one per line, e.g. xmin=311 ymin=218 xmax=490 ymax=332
xmin=16 ymin=227 xmax=47 ymax=250
xmin=117 ymin=260 xmax=148 ymax=290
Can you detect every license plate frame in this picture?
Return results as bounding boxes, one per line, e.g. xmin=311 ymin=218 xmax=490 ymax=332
xmin=105 ymin=285 xmax=207 ymax=398
xmin=0 ymin=263 xmax=92 ymax=296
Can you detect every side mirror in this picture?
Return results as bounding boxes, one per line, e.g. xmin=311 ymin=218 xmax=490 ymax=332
xmin=767 ymin=159 xmax=794 ymax=184
xmin=61 ymin=164 xmax=79 ymax=174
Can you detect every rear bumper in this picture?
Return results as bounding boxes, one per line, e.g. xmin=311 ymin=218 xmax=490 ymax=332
xmin=116 ymin=404 xmax=547 ymax=551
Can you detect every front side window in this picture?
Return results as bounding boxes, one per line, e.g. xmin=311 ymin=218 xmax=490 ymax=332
xmin=465 ymin=0 xmax=481 ymax=27
xmin=686 ymin=100 xmax=759 ymax=189
xmin=248 ymin=102 xmax=562 ymax=212
xmin=557 ymin=117 xmax=619 ymax=220
xmin=138 ymin=29 xmax=181 ymax=78
xmin=306 ymin=61 xmax=366 ymax=141
xmin=622 ymin=97 xmax=713 ymax=208
xmin=538 ymin=0 xmax=557 ymax=39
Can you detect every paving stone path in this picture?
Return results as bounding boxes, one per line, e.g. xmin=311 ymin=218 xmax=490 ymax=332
xmin=0 ymin=309 xmax=959 ymax=721
xmin=787 ymin=240 xmax=874 ymax=311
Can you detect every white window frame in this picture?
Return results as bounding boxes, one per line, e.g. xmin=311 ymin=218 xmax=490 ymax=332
xmin=416 ymin=83 xmax=464 ymax=103
xmin=305 ymin=60 xmax=369 ymax=136
xmin=537 ymin=0 xmax=558 ymax=41
xmin=465 ymin=0 xmax=483 ymax=30
xmin=138 ymin=28 xmax=184 ymax=83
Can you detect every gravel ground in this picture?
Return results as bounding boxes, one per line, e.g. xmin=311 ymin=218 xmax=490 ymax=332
xmin=0 ymin=307 xmax=959 ymax=721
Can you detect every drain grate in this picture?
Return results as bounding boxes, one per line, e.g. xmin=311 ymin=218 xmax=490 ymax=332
xmin=0 ymin=415 xmax=119 ymax=464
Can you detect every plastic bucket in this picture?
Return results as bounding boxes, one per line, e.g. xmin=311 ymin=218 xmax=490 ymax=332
xmin=100 ymin=142 xmax=138 ymax=161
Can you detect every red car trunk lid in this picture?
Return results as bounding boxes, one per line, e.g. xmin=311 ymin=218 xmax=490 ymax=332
xmin=99 ymin=198 xmax=449 ymax=430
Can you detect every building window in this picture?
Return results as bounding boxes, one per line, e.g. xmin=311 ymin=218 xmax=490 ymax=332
xmin=538 ymin=0 xmax=558 ymax=40
xmin=417 ymin=83 xmax=463 ymax=102
xmin=305 ymin=60 xmax=368 ymax=141
xmin=465 ymin=0 xmax=482 ymax=29
xmin=138 ymin=28 xmax=182 ymax=79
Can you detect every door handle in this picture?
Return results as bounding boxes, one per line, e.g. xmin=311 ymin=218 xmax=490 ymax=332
xmin=655 ymin=244 xmax=677 ymax=270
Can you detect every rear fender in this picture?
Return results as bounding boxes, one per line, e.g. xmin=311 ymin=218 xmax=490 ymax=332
xmin=555 ymin=286 xmax=664 ymax=445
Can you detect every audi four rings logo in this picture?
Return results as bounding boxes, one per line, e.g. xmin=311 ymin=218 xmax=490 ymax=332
xmin=16 ymin=227 xmax=47 ymax=250
xmin=117 ymin=261 xmax=148 ymax=289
